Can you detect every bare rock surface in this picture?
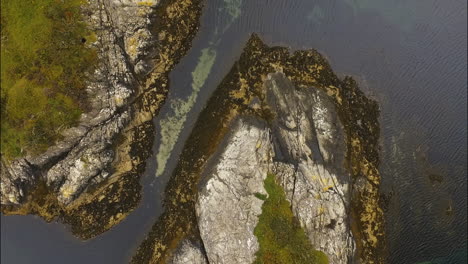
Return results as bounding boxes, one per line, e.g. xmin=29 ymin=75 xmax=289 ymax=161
xmin=196 ymin=117 xmax=271 ymax=264
xmin=168 ymin=240 xmax=208 ymax=264
xmin=265 ymin=73 xmax=354 ymax=262
xmin=0 ymin=159 xmax=35 ymax=205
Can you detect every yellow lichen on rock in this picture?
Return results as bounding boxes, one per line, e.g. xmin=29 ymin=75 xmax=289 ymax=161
xmin=61 ymin=187 xmax=74 ymax=199
xmin=326 ymin=85 xmax=342 ymax=104
xmin=125 ymin=30 xmax=150 ymax=61
xmin=137 ymin=1 xmax=158 ymax=7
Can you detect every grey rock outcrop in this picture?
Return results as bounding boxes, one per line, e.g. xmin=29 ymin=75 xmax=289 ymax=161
xmin=168 ymin=240 xmax=208 ymax=264
xmin=274 ymin=160 xmax=355 ymax=263
xmin=193 ymin=72 xmax=355 ymax=263
xmin=1 ymin=0 xmax=160 ymax=205
xmin=266 ymin=72 xmax=354 ymax=263
xmin=0 ymin=158 xmax=35 ymax=205
xmin=196 ymin=117 xmax=271 ymax=263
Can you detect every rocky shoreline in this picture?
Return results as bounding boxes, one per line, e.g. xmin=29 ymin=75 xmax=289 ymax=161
xmin=1 ymin=1 xmax=386 ymax=262
xmin=133 ymin=34 xmax=386 ymax=263
xmin=1 ymin=0 xmax=203 ymax=239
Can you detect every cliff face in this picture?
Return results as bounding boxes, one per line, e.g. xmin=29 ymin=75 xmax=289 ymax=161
xmin=135 ymin=35 xmax=385 ymax=264
xmin=1 ymin=0 xmax=203 ymax=239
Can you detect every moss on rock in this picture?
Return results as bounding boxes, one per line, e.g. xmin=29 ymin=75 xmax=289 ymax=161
xmin=0 ymin=0 xmax=96 ymax=158
xmin=254 ymin=173 xmax=329 ymax=264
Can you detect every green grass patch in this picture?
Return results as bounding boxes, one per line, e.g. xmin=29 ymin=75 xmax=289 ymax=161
xmin=253 ymin=173 xmax=329 ymax=264
xmin=1 ymin=0 xmax=96 ymax=158
xmin=254 ymin=192 xmax=267 ymax=201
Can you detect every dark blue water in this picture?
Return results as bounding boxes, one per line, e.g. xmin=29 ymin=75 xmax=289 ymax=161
xmin=2 ymin=0 xmax=466 ymax=263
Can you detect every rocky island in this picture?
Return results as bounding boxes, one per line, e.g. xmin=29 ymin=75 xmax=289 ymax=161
xmin=1 ymin=0 xmax=386 ymax=263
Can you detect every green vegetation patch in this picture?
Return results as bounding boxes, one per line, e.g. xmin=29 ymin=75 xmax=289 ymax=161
xmin=1 ymin=0 xmax=96 ymax=158
xmin=254 ymin=173 xmax=329 ymax=264
xmin=254 ymin=192 xmax=267 ymax=201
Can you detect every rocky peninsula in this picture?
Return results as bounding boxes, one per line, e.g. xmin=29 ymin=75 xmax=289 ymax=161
xmin=133 ymin=34 xmax=386 ymax=263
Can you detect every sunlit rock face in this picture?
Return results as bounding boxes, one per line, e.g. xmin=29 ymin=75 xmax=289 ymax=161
xmin=194 ymin=73 xmax=354 ymax=264
xmin=196 ymin=118 xmax=270 ymax=263
xmin=168 ymin=240 xmax=208 ymax=264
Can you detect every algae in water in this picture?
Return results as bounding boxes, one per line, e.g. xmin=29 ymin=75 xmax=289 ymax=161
xmin=156 ymin=48 xmax=217 ymax=177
